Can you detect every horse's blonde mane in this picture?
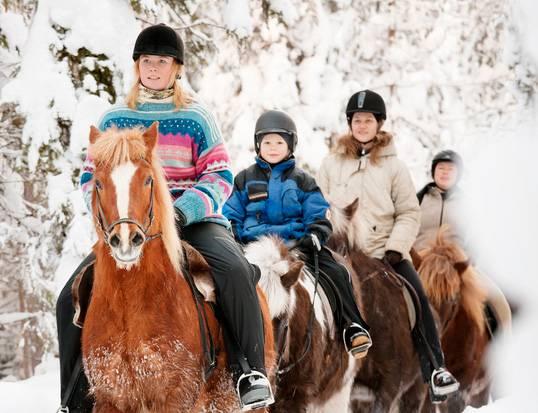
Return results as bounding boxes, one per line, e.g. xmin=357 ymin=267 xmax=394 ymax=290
xmin=418 ymin=228 xmax=486 ymax=333
xmin=89 ymin=127 xmax=147 ymax=168
xmin=90 ymin=127 xmax=183 ymax=272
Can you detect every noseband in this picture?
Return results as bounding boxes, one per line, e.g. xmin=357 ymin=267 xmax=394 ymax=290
xmin=94 ymin=176 xmax=162 ymax=246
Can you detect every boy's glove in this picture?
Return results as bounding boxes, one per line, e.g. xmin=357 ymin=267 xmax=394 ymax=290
xmin=383 ymin=250 xmax=402 ymax=266
xmin=297 ymin=232 xmax=322 ymax=252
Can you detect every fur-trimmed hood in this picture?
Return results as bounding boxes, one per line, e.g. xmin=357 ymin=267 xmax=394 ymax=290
xmin=318 ymin=134 xmax=420 ymax=261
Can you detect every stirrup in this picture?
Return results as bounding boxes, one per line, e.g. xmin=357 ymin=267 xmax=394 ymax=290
xmin=56 ymin=407 xmax=69 ymax=413
xmin=343 ymin=323 xmax=372 ymax=358
xmin=236 ymin=370 xmax=275 ymax=412
xmin=430 ymin=367 xmax=460 ymax=397
xmin=429 ymin=386 xmax=448 ymax=404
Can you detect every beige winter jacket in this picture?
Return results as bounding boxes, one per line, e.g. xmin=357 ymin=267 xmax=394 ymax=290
xmin=414 ymin=184 xmax=465 ymax=251
xmin=318 ymin=138 xmax=420 ymax=261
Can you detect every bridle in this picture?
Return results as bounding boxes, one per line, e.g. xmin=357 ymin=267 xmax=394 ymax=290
xmin=94 ymin=174 xmax=162 ymax=247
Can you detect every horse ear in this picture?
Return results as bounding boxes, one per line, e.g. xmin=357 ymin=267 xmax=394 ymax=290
xmin=410 ymin=248 xmax=423 ymax=269
xmin=344 ymin=198 xmax=359 ymax=219
xmin=454 ymin=259 xmax=470 ymax=275
xmin=89 ymin=126 xmax=100 ymax=144
xmin=143 ymin=121 xmax=159 ymax=154
xmin=281 ymin=260 xmax=303 ymax=289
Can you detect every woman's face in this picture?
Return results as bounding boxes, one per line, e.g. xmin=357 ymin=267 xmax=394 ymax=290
xmin=138 ymin=54 xmax=175 ymax=91
xmin=259 ymin=133 xmax=290 ymax=164
xmin=434 ymin=161 xmax=459 ymax=191
xmin=350 ymin=112 xmax=378 ymax=143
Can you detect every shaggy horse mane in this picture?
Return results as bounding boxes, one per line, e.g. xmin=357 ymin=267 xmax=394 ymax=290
xmin=418 ymin=227 xmax=486 ymax=333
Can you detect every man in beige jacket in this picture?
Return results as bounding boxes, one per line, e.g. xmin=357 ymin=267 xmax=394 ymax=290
xmin=318 ymin=89 xmax=459 ymax=402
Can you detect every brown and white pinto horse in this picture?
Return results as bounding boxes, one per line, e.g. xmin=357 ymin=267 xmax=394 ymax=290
xmin=244 ymin=236 xmax=359 ymax=412
xmin=82 ymin=123 xmax=275 ymax=413
xmin=327 ymin=200 xmax=428 ymax=413
xmin=413 ymin=228 xmax=491 ymax=413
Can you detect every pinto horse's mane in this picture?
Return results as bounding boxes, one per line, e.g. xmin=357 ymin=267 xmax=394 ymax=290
xmin=89 ymin=126 xmax=183 ymax=272
xmin=417 ymin=227 xmax=486 ymax=333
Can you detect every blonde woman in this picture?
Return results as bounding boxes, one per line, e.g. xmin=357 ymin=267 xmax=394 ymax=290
xmin=56 ymin=24 xmax=272 ymax=412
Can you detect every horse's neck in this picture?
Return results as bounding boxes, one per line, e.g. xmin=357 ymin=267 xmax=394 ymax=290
xmin=93 ymin=240 xmax=187 ymax=301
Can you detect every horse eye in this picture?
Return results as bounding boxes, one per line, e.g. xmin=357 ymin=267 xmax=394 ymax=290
xmin=95 ymin=180 xmax=103 ymax=190
xmin=145 ymin=176 xmax=153 ymax=186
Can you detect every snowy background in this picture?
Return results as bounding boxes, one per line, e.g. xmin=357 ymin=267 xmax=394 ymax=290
xmin=0 ymin=0 xmax=536 ymax=411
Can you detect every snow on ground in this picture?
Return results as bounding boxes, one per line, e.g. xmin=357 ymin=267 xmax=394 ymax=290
xmin=0 ymin=356 xmax=60 ymax=411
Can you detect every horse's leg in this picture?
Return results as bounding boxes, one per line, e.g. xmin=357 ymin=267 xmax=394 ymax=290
xmin=399 ymin=377 xmax=427 ymax=413
xmin=314 ymin=376 xmax=354 ymax=413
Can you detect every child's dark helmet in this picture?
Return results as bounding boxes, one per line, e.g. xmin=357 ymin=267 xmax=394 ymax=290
xmin=132 ymin=24 xmax=184 ymax=64
xmin=254 ymin=110 xmax=298 ymax=154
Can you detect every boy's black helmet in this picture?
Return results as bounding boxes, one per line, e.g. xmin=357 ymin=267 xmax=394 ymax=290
xmin=346 ymin=89 xmax=387 ymax=123
xmin=132 ymin=24 xmax=184 ymax=64
xmin=431 ymin=149 xmax=463 ymax=177
xmin=254 ymin=110 xmax=298 ymax=153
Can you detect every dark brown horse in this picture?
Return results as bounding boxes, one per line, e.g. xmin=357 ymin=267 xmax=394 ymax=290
xmin=81 ymin=123 xmax=275 ymax=412
xmin=327 ymin=200 xmax=428 ymax=413
xmin=413 ymin=228 xmax=491 ymax=413
xmin=244 ymin=236 xmax=360 ymax=412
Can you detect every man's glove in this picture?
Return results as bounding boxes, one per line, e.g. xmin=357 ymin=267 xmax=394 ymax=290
xmin=297 ymin=233 xmax=322 ymax=252
xmin=383 ymin=250 xmax=402 ymax=266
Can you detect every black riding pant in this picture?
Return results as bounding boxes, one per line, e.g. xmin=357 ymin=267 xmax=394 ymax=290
xmin=56 ymin=222 xmax=265 ymax=408
xmin=301 ymin=246 xmax=369 ymax=331
xmin=391 ymin=259 xmax=444 ymax=378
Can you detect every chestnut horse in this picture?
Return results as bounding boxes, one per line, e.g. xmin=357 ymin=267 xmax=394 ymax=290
xmin=244 ymin=236 xmax=359 ymax=412
xmin=81 ymin=123 xmax=275 ymax=413
xmin=327 ymin=200 xmax=428 ymax=413
xmin=413 ymin=229 xmax=491 ymax=413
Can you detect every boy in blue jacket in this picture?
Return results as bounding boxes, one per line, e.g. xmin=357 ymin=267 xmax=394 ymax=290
xmin=223 ymin=110 xmax=372 ymax=359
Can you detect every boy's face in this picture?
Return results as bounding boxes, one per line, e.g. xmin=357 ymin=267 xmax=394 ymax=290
xmin=259 ymin=133 xmax=289 ymax=164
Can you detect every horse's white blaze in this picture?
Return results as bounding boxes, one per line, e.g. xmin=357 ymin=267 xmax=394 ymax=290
xmin=111 ymin=161 xmax=137 ymax=250
xmin=299 ymin=270 xmax=328 ymax=334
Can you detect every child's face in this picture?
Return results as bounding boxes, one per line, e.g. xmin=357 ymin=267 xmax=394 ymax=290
xmin=434 ymin=162 xmax=459 ymax=191
xmin=259 ymin=133 xmax=290 ymax=164
xmin=351 ymin=112 xmax=378 ymax=143
xmin=138 ymin=54 xmax=176 ymax=91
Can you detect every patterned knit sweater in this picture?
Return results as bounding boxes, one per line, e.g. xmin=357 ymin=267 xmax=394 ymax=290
xmin=80 ymin=100 xmax=233 ymax=228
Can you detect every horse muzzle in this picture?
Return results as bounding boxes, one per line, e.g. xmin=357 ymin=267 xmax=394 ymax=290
xmin=108 ymin=226 xmax=146 ymax=267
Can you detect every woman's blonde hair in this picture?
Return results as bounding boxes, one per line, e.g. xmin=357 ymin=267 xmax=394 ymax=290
xmin=125 ymin=60 xmax=192 ymax=109
xmin=333 ymin=120 xmax=393 ymax=165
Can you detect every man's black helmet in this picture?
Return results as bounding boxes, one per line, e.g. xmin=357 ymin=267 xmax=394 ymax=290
xmin=254 ymin=110 xmax=298 ymax=153
xmin=431 ymin=149 xmax=463 ymax=177
xmin=346 ymin=89 xmax=387 ymax=123
xmin=132 ymin=24 xmax=184 ymax=64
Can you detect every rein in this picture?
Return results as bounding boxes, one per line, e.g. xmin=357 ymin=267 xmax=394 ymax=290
xmin=94 ymin=176 xmax=162 ymax=246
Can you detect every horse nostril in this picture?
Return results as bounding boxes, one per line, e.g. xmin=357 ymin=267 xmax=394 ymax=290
xmin=109 ymin=234 xmax=120 ymax=247
xmin=131 ymin=232 xmax=145 ymax=247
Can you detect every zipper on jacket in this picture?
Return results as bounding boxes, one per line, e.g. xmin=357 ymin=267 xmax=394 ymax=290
xmin=439 ymin=197 xmax=445 ymax=227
